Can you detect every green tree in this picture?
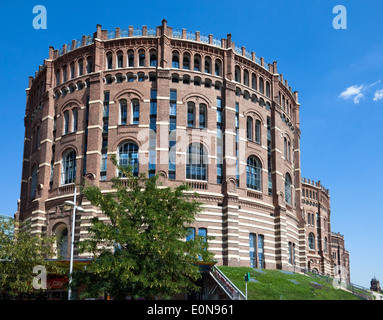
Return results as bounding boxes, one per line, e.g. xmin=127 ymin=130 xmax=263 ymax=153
xmin=0 ymin=218 xmax=63 ymax=298
xmin=75 ymin=157 xmax=214 ymax=299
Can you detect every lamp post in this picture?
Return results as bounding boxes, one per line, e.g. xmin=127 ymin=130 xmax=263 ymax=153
xmin=64 ymin=187 xmax=84 ymax=300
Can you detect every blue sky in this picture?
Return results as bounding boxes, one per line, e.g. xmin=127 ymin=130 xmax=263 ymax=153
xmin=0 ymin=0 xmax=382 ymax=288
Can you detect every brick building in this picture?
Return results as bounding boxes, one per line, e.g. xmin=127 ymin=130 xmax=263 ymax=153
xmin=16 ymin=20 xmax=350 ymax=278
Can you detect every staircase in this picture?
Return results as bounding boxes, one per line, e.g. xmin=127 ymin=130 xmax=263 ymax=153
xmin=209 ymin=266 xmax=246 ymax=300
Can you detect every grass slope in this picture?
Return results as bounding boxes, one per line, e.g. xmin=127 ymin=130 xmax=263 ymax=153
xmin=218 ymin=266 xmax=361 ymax=300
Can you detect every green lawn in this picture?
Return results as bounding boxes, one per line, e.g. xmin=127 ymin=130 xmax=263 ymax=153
xmin=218 ymin=266 xmax=361 ymax=300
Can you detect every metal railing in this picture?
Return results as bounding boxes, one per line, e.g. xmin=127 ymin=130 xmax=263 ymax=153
xmin=209 ymin=266 xmax=246 ymax=300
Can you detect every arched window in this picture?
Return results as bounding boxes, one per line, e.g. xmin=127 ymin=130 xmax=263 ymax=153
xmin=247 ymin=117 xmax=253 ymax=140
xmin=62 ymin=65 xmax=67 ymax=82
xmin=194 ymin=54 xmax=201 ymax=71
xmin=30 ymin=165 xmax=38 ymax=199
xmin=119 ymin=99 xmax=127 ymax=125
xmin=70 ymin=62 xmax=75 ymax=79
xmin=128 ymin=50 xmax=134 ymax=67
xmin=171 ymin=73 xmax=179 ymax=83
xmin=56 ymin=69 xmax=61 ymax=86
xmin=63 ymin=110 xmax=69 ymax=135
xmin=187 ymin=102 xmax=195 ymax=127
xmin=194 ymin=76 xmax=201 ymax=86
xmin=131 ymin=99 xmax=140 ymax=124
xmin=215 ymin=60 xmax=222 ymax=76
xmin=78 ymin=59 xmax=83 ymax=76
xmin=204 ymin=56 xmax=211 ymax=74
xmin=86 ymin=56 xmax=93 ymax=73
xmin=61 ymin=149 xmax=76 ymax=185
xmin=285 ymin=173 xmax=292 ymax=204
xmin=117 ymin=51 xmax=123 ymax=68
xmin=72 ymin=108 xmax=78 ymax=132
xmin=186 ymin=143 xmax=207 ymax=181
xmin=183 ymin=53 xmax=190 ymax=70
xmin=235 ymin=66 xmax=241 ymax=82
xmin=199 ymin=104 xmax=207 ymax=129
xmin=259 ymin=77 xmax=264 ymax=94
xmin=246 ymin=156 xmax=262 ymax=191
xmin=258 ymin=235 xmax=265 ymax=268
xmin=106 ymin=52 xmax=113 ymax=69
xmin=243 ymin=69 xmax=249 ymax=86
xmin=249 ymin=233 xmax=257 ymax=268
xmin=308 ymin=233 xmax=315 ymax=250
xmin=118 ymin=141 xmax=139 ymax=177
xmin=252 ymin=73 xmax=257 ymax=90
xmin=149 ymin=50 xmax=157 ymax=67
xmin=56 ymin=226 xmax=68 ymax=259
xmin=138 ymin=49 xmax=145 ymax=67
xmin=266 ymin=81 xmax=270 ymax=98
xmin=172 ymin=52 xmax=179 ymax=68
xmin=255 ymin=120 xmax=261 ymax=144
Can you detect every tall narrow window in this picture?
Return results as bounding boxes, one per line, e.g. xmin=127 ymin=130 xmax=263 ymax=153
xmin=259 ymin=77 xmax=264 ymax=94
xmin=128 ymin=50 xmax=134 ymax=67
xmin=309 ymin=233 xmax=315 ymax=250
xmin=194 ymin=55 xmax=201 ymax=71
xmin=78 ymin=59 xmax=83 ymax=76
xmin=204 ymin=57 xmax=211 ymax=74
xmin=246 ymin=156 xmax=262 ymax=191
xmin=72 ymin=108 xmax=78 ymax=132
xmin=183 ymin=53 xmax=190 ymax=70
xmin=56 ymin=69 xmax=61 ymax=86
xmin=118 ymin=142 xmax=139 ymax=177
xmin=199 ymin=104 xmax=207 ymax=129
xmin=100 ymin=153 xmax=107 ymax=181
xmin=63 ymin=110 xmax=69 ymax=135
xmin=215 ymin=60 xmax=222 ymax=76
xmin=186 ymin=143 xmax=207 ymax=181
xmin=62 ymin=66 xmax=67 ymax=82
xmin=120 ymin=100 xmax=127 ymax=125
xmin=235 ymin=66 xmax=240 ymax=82
xmin=114 ymin=51 xmax=122 ymax=69
xmin=131 ymin=99 xmax=139 ymax=124
xmin=252 ymin=73 xmax=257 ymax=90
xmin=187 ymin=102 xmax=195 ymax=127
xmin=57 ymin=227 xmax=68 ymax=259
xmin=172 ymin=52 xmax=179 ymax=68
xmin=70 ymin=63 xmax=75 ymax=79
xmin=258 ymin=235 xmax=264 ymax=268
xmin=106 ymin=52 xmax=113 ymax=69
xmin=61 ymin=149 xmax=76 ymax=185
xmin=138 ymin=50 xmax=145 ymax=67
xmin=247 ymin=117 xmax=253 ymax=140
xmin=30 ymin=166 xmax=38 ymax=198
xmin=266 ymin=81 xmax=270 ymax=98
xmin=86 ymin=56 xmax=93 ymax=73
xmin=255 ymin=120 xmax=261 ymax=143
xmin=249 ymin=233 xmax=257 ymax=268
xmin=285 ymin=173 xmax=292 ymax=204
xmin=150 ymin=51 xmax=157 ymax=67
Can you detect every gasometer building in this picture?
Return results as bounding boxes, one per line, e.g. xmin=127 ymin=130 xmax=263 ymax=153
xmin=16 ymin=20 xmax=350 ymax=281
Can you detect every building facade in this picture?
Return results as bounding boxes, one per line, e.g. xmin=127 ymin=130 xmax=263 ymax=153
xmin=16 ymin=20 xmax=349 ymax=278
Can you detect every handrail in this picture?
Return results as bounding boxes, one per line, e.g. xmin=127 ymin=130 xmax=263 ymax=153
xmin=209 ymin=266 xmax=246 ymax=300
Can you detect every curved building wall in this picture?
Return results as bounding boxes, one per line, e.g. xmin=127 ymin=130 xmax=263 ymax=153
xmin=17 ymin=20 xmax=346 ymax=275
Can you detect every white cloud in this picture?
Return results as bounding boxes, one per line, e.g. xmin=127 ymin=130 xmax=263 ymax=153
xmin=373 ymin=89 xmax=383 ymax=102
xmin=339 ymin=81 xmax=381 ymax=104
xmin=339 ymin=85 xmax=365 ymax=103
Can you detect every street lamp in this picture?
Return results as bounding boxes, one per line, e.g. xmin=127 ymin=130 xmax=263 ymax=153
xmin=64 ymin=187 xmax=84 ymax=300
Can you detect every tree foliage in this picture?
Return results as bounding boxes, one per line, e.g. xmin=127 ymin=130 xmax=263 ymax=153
xmin=0 ymin=218 xmax=63 ymax=297
xmin=75 ymin=157 xmax=215 ymax=299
